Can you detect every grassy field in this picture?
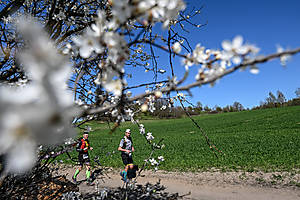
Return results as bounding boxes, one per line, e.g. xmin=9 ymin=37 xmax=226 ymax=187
xmin=61 ymin=106 xmax=300 ymax=172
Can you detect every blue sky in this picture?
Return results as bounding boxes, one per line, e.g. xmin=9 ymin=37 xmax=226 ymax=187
xmin=126 ymin=0 xmax=300 ymax=109
xmin=184 ymin=0 xmax=300 ymax=109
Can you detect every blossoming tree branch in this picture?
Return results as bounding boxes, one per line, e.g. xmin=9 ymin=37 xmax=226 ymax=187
xmin=0 ymin=0 xmax=299 ymax=175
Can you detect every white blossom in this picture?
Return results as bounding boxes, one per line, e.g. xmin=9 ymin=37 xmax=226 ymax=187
xmin=75 ymin=99 xmax=84 ymax=106
xmin=160 ymin=105 xmax=167 ymax=110
xmin=139 ymin=124 xmax=145 ymax=135
xmin=64 ymin=138 xmax=75 ymax=145
xmin=103 ymin=79 xmax=123 ymax=97
xmin=172 ymin=42 xmax=182 ymax=54
xmin=183 ymin=53 xmax=194 ymax=67
xmin=110 ymin=0 xmax=132 ymax=24
xmin=192 ymin=44 xmax=209 ymax=64
xmin=0 ymin=19 xmax=78 ymax=174
xmin=158 ymin=69 xmax=166 ymax=74
xmin=137 ymin=0 xmax=186 ymax=27
xmin=158 ymin=156 xmax=165 ymax=162
xmin=124 ymin=108 xmax=134 ymax=121
xmin=73 ymin=29 xmax=103 ymax=58
xmin=86 ymin=126 xmax=92 ymax=132
xmin=111 ymin=109 xmax=119 ymax=117
xmin=277 ymin=45 xmax=291 ymax=66
xmin=177 ymin=93 xmax=185 ymax=97
xmin=250 ymin=65 xmax=259 ymax=74
xmin=222 ymin=35 xmax=248 ymax=55
xmin=146 ymin=132 xmax=154 ymax=141
xmin=149 ymin=158 xmax=158 ymax=165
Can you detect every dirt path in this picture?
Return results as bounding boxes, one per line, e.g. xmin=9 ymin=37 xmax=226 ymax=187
xmin=57 ymin=166 xmax=300 ymax=200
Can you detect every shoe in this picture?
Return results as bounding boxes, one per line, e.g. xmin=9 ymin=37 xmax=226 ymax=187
xmin=120 ymin=171 xmax=127 ymax=182
xmin=86 ymin=178 xmax=93 ymax=185
xmin=72 ymin=176 xmax=77 ymax=184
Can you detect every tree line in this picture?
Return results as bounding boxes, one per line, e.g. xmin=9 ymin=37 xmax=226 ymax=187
xmin=252 ymin=88 xmax=300 ymax=110
xmin=136 ymin=87 xmax=300 ymax=119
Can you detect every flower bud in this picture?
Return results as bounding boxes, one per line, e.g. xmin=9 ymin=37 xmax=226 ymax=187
xmin=154 ymin=91 xmax=162 ymax=98
xmin=141 ymin=104 xmax=148 ymax=112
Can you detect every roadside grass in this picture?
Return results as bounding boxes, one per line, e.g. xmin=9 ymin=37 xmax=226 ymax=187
xmin=59 ymin=106 xmax=300 ymax=172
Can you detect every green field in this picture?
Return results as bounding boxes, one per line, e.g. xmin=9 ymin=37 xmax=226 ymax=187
xmin=61 ymin=106 xmax=300 ymax=172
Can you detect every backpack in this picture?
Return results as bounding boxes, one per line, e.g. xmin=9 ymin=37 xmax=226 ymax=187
xmin=75 ymin=138 xmax=83 ymax=152
xmin=127 ymin=165 xmax=138 ymax=179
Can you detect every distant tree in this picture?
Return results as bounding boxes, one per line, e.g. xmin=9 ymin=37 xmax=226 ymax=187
xmin=276 ymin=90 xmax=286 ymax=104
xmin=203 ymin=105 xmax=211 ymax=112
xmin=214 ymin=105 xmax=222 ymax=113
xmin=259 ymin=101 xmax=265 ymax=106
xmin=266 ymin=92 xmax=277 ymax=104
xmin=196 ymin=101 xmax=203 ymax=111
xmin=286 ymin=98 xmax=300 ymax=106
xmin=193 ymin=101 xmax=202 ymax=114
xmin=222 ymin=105 xmax=230 ymax=112
xmin=223 ymin=105 xmax=233 ymax=112
xmin=187 ymin=106 xmax=193 ymax=111
xmin=154 ymin=98 xmax=169 ymax=111
xmin=295 ymin=88 xmax=300 ymax=98
xmin=232 ymin=101 xmax=244 ymax=111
